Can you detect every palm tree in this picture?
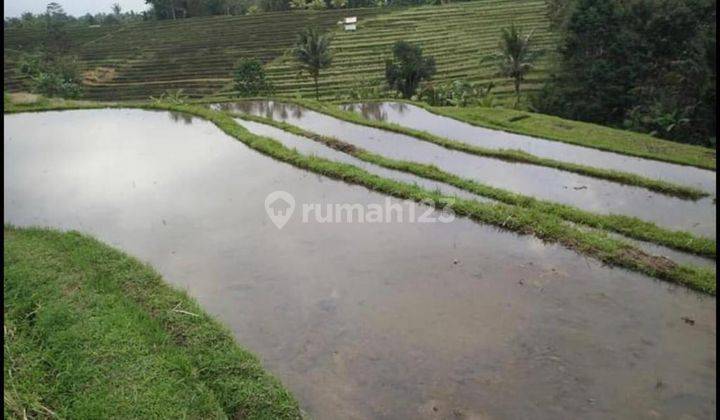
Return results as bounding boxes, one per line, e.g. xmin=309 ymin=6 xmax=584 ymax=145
xmin=293 ymin=27 xmax=333 ymax=100
xmin=497 ymin=24 xmax=538 ymax=108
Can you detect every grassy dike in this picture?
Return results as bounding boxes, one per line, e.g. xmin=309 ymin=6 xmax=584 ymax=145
xmin=269 ymin=99 xmax=709 ymax=200
xmin=4 ymin=99 xmax=715 ymax=294
xmin=230 ymin=112 xmax=716 ymax=258
xmin=3 ymin=226 xmax=301 ymax=419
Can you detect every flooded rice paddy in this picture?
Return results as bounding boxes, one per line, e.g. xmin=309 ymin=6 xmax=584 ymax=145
xmin=238 ymin=118 xmax=714 ymax=271
xmin=235 ymin=119 xmax=492 ymax=203
xmin=342 ymin=102 xmax=717 ymax=194
xmin=213 ymin=101 xmax=716 ymax=239
xmin=4 ymin=109 xmax=716 ymax=419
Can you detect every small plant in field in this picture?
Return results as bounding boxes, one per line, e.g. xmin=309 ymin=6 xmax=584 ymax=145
xmin=150 ymin=89 xmax=189 ymax=104
xmin=348 ymin=76 xmax=386 ymax=100
xmin=385 ymin=41 xmax=436 ymax=99
xmin=419 ymin=80 xmax=495 ymax=107
xmin=234 ymin=58 xmax=273 ymax=97
xmin=293 ymin=27 xmax=333 ymax=100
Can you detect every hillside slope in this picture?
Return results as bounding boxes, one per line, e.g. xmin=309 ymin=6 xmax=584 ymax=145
xmin=4 ymin=1 xmax=553 ymax=101
xmin=266 ymin=0 xmax=554 ymax=99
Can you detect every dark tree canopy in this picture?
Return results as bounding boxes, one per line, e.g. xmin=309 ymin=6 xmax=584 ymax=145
xmin=385 ymin=41 xmax=436 ymax=99
xmin=534 ymin=0 xmax=716 ymax=145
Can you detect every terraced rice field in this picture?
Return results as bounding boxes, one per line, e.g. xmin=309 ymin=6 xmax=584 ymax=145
xmin=215 ymin=100 xmax=717 ymax=239
xmin=3 ymin=8 xmax=384 ymax=100
xmin=4 ymin=107 xmax=716 ymax=418
xmin=266 ymin=0 xmax=554 ymax=99
xmin=4 ymin=0 xmax=551 ymax=101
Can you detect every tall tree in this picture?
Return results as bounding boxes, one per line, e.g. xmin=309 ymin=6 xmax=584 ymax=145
xmin=384 ymin=41 xmax=436 ymax=98
xmin=497 ymin=24 xmax=538 ymax=108
xmin=44 ymin=2 xmax=71 ymax=55
xmin=293 ymin=27 xmax=333 ymax=100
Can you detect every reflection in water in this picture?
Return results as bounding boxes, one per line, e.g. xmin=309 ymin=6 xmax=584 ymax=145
xmin=168 ymin=111 xmax=194 ymax=125
xmin=213 ymin=101 xmax=717 ymax=238
xmin=5 ymin=109 xmax=716 ymax=419
xmin=215 ymin=101 xmax=304 ymax=121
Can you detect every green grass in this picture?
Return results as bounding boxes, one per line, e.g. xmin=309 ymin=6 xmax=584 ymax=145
xmin=422 ymin=103 xmax=717 ymax=170
xmin=4 ymin=98 xmax=715 ymax=293
xmin=256 ymin=98 xmax=708 ymax=199
xmin=4 ymin=226 xmax=301 ymax=419
xmin=231 ymin=111 xmax=716 ymax=258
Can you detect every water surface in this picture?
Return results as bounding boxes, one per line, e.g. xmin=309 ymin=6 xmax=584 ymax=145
xmin=342 ymin=102 xmax=717 ymax=194
xmin=235 ymin=119 xmax=492 ymax=203
xmin=213 ymin=101 xmax=716 ymax=238
xmin=5 ymin=110 xmax=716 ymax=419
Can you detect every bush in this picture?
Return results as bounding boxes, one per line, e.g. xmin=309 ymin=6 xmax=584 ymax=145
xmin=234 ymin=58 xmax=273 ymax=97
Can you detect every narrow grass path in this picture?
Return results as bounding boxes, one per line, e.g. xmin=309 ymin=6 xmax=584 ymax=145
xmin=251 ymin=98 xmax=708 ymax=199
xmin=4 ymin=99 xmax=715 ymax=293
xmin=3 ymin=226 xmax=301 ymax=419
xmin=231 ymin=112 xmax=716 ymax=258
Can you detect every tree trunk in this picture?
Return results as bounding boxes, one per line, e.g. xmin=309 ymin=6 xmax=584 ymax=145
xmin=314 ymin=74 xmax=319 ymax=100
xmin=514 ymin=77 xmax=521 ymax=109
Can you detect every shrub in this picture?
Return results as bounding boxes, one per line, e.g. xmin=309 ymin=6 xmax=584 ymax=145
xmin=233 ymin=58 xmax=273 ymax=97
xmin=18 ymin=53 xmax=82 ymax=99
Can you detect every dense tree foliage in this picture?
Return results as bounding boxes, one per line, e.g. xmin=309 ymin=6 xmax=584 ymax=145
xmin=4 ymin=0 xmax=473 ymax=26
xmin=293 ymin=27 xmax=333 ymax=100
xmin=385 ymin=41 xmax=436 ymax=99
xmin=534 ymin=0 xmax=716 ymax=145
xmin=4 ymin=2 xmax=144 ymax=28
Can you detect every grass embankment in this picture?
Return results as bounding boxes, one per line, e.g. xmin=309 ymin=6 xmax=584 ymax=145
xmin=232 ymin=111 xmax=716 ymax=258
xmin=421 ymin=103 xmax=717 ymax=170
xmin=275 ymin=99 xmax=707 ymax=199
xmin=3 ymin=226 xmax=301 ymax=419
xmin=4 ymin=98 xmax=715 ymax=293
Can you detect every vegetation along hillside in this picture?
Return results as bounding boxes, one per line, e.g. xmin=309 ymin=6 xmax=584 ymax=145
xmin=3 ymin=0 xmax=552 ymax=101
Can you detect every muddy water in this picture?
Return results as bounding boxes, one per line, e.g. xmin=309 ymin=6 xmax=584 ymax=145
xmin=212 ymin=101 xmax=716 ymax=239
xmin=5 ymin=110 xmax=716 ymax=420
xmin=342 ymin=102 xmax=717 ymax=194
xmin=235 ymin=119 xmax=492 ymax=203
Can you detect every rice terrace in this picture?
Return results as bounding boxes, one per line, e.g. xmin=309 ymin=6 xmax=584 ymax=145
xmin=3 ymin=0 xmax=717 ymax=418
